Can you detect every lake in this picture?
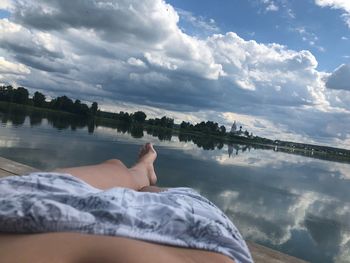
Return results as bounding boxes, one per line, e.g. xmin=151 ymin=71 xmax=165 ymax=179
xmin=0 ymin=107 xmax=349 ymax=263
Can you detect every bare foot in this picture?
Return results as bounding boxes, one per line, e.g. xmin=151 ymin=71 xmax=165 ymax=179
xmin=138 ymin=143 xmax=157 ymax=185
xmin=130 ymin=143 xmax=157 ymax=188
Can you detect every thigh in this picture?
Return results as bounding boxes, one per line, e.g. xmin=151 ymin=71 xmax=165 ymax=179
xmin=55 ymin=159 xmax=137 ymax=190
xmin=0 ymin=233 xmax=234 ymax=263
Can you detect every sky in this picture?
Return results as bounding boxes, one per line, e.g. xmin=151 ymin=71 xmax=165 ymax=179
xmin=0 ymin=0 xmax=350 ymax=148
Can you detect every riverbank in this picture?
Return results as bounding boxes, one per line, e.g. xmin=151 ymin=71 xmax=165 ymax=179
xmin=1 ymin=101 xmax=350 ymax=163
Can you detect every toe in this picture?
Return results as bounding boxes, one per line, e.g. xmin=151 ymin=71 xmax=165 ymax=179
xmin=148 ymin=143 xmax=155 ymax=153
xmin=139 ymin=144 xmax=146 ymax=155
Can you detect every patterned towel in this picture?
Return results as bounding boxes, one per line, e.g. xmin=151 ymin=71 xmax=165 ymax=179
xmin=0 ymin=172 xmax=253 ymax=263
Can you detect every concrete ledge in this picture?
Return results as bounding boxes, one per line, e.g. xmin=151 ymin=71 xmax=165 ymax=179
xmin=0 ymin=156 xmax=37 ymax=177
xmin=247 ymin=242 xmax=308 ymax=263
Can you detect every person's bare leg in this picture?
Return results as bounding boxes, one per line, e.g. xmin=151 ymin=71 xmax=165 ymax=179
xmin=129 ymin=143 xmax=157 ymax=186
xmin=54 ymin=143 xmax=158 ymax=191
xmin=131 ymin=144 xmax=168 ymax=192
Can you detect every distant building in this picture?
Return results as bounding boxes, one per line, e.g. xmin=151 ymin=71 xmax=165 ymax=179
xmin=230 ymin=121 xmax=244 ymax=135
xmin=230 ymin=121 xmax=237 ymax=133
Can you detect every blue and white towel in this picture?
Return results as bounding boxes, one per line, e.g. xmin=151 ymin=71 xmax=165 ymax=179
xmin=0 ymin=172 xmax=253 ymax=263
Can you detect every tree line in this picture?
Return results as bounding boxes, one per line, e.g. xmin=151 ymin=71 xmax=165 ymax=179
xmin=0 ymin=85 xmax=176 ymax=129
xmin=0 ymin=85 xmax=98 ymax=117
xmin=180 ymin=121 xmax=226 ymax=136
xmin=0 ymin=85 xmax=254 ymax=138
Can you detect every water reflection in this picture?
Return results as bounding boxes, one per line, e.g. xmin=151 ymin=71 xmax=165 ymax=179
xmin=1 ymin=107 xmax=349 ymax=166
xmin=0 ymin=106 xmax=95 ymax=132
xmin=160 ymin=148 xmax=350 ymax=263
xmin=0 ymin=107 xmax=323 ymax=163
xmin=1 ymin=108 xmax=350 ymax=262
xmin=228 ymin=144 xmax=252 ymax=157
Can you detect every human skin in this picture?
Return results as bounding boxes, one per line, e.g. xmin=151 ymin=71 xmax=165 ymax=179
xmin=0 ymin=233 xmax=235 ymax=263
xmin=0 ymin=143 xmax=235 ymax=263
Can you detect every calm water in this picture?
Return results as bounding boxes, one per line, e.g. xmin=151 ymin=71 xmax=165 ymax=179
xmin=1 ymin=109 xmax=350 ymax=263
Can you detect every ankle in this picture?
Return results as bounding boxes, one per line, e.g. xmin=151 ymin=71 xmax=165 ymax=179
xmin=129 ymin=165 xmax=151 ymax=188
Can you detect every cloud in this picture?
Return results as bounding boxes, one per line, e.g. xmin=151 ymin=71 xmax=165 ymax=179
xmin=326 ymin=64 xmax=350 ymax=91
xmin=264 ymin=0 xmax=279 ymax=12
xmin=127 ymin=57 xmax=146 ymax=68
xmin=0 ymin=18 xmax=68 ymax=74
xmin=0 ymin=0 xmax=350 ymax=148
xmin=292 ymin=26 xmax=325 ymax=52
xmin=11 ymin=0 xmax=181 ymax=44
xmin=314 ymin=0 xmax=350 ymax=27
xmin=259 ymin=0 xmax=296 ymax=18
xmin=2 ymin=0 xmax=324 ymax=108
xmin=207 ymin=32 xmax=329 ymax=109
xmin=0 ymin=0 xmax=13 ymax=10
xmin=0 ymin=56 xmax=30 ymax=84
xmin=286 ymin=8 xmax=296 ymax=19
xmin=176 ymin=9 xmax=220 ymax=35
xmin=0 ymin=56 xmax=30 ymax=75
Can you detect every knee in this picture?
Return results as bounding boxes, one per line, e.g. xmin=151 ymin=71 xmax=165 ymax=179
xmin=104 ymin=159 xmax=124 ymax=166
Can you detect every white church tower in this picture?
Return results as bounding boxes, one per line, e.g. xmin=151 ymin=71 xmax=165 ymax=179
xmin=230 ymin=121 xmax=237 ymax=133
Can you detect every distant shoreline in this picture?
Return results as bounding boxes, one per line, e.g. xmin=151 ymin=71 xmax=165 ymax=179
xmin=1 ymin=100 xmax=350 ymax=164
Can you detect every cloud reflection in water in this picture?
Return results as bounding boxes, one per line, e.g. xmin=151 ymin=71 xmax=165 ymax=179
xmin=0 ymin=113 xmax=350 ymax=262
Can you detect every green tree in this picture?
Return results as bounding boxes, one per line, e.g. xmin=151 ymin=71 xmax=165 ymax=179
xmin=160 ymin=116 xmax=174 ymax=128
xmin=33 ymin=91 xmax=46 ymax=107
xmin=56 ymin=96 xmax=74 ymax=112
xmin=13 ymin=87 xmax=29 ymax=104
xmin=180 ymin=121 xmax=191 ymax=129
xmin=132 ymin=111 xmax=147 ymax=123
xmin=219 ymin=125 xmax=226 ymax=134
xmin=90 ymin=102 xmax=98 ymax=115
xmin=0 ymin=85 xmax=14 ymax=102
xmin=73 ymin=99 xmax=82 ymax=114
xmin=119 ymin=111 xmax=132 ymax=123
xmin=73 ymin=99 xmax=90 ymax=115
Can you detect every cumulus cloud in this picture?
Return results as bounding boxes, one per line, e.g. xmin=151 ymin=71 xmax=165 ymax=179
xmin=0 ymin=0 xmax=350 ymax=147
xmin=0 ymin=56 xmax=30 ymax=84
xmin=0 ymin=0 xmax=13 ymax=10
xmin=326 ymin=64 xmax=350 ymax=91
xmin=0 ymin=56 xmax=30 ymax=75
xmin=315 ymin=0 xmax=350 ymax=27
xmin=207 ymin=32 xmax=328 ymax=107
xmin=11 ymin=0 xmax=179 ymax=42
xmin=0 ymin=18 xmax=69 ymax=74
xmin=2 ymin=0 xmax=324 ymax=105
